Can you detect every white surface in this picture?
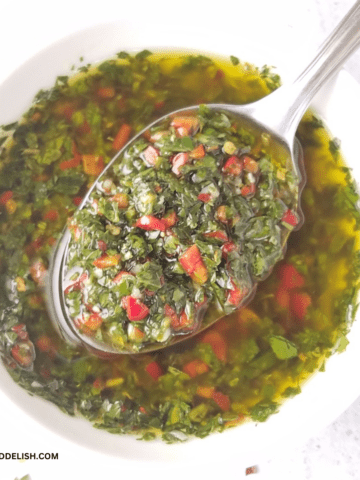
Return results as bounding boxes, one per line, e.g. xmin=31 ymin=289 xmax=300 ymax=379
xmin=1 ymin=0 xmax=360 ymax=479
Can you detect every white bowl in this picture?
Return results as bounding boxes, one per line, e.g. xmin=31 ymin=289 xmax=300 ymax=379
xmin=1 ymin=20 xmax=360 ymax=465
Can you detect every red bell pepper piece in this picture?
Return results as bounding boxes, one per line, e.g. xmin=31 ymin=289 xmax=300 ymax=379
xmin=227 ymin=279 xmax=248 ymax=306
xmin=135 ymin=215 xmax=166 ymax=231
xmin=275 ymin=287 xmax=290 ymax=309
xmin=59 ymin=155 xmax=81 ymax=171
xmin=242 ymin=155 xmax=259 ymax=173
xmin=82 ymin=313 xmax=103 ymax=331
xmin=142 ymin=145 xmax=159 ymax=166
xmin=97 ymin=86 xmax=115 ymax=99
xmin=82 ymin=155 xmax=104 ymax=176
xmin=221 ymin=241 xmax=237 ymax=258
xmin=197 ymin=193 xmax=212 ymax=203
xmin=189 ymin=144 xmax=205 ymax=159
xmin=154 ymin=100 xmax=165 ymax=110
xmin=171 ymin=152 xmax=189 ymax=175
xmin=171 ymin=116 xmax=199 ymax=136
xmin=203 ymin=231 xmax=229 ymax=242
xmin=0 ymin=191 xmax=13 ymax=205
xmin=196 ymin=386 xmax=215 ymax=398
xmin=93 ymin=254 xmax=121 ymax=269
xmin=112 ymin=271 xmax=134 ymax=284
xmin=179 ymin=244 xmax=208 ymax=284
xmin=11 ymin=342 xmax=34 ymax=368
xmin=112 ymin=124 xmax=131 ymax=150
xmin=36 ymin=335 xmax=53 ymax=352
xmin=11 ymin=324 xmax=28 ymax=341
xmin=212 ymin=390 xmax=230 ymax=411
xmin=277 ymin=263 xmax=305 ymax=290
xmin=222 ymin=156 xmax=243 ymax=175
xmin=64 ymin=272 xmax=88 ymax=295
xmin=97 ymin=240 xmax=107 ymax=252
xmin=124 ymin=296 xmax=149 ymax=321
xmin=290 ymin=292 xmax=312 ymax=320
xmin=43 ymin=209 xmax=59 ymax=221
xmin=241 ymin=183 xmax=256 ymax=197
xmin=200 ymin=330 xmax=227 ymax=362
xmin=216 ymin=205 xmax=229 ymax=224
xmin=281 ymin=209 xmax=299 ymax=229
xmin=145 ymin=361 xmax=163 ymax=380
xmin=111 ymin=192 xmax=129 ymax=209
xmin=183 ymin=359 xmax=209 ymax=378
xmin=162 ymin=211 xmax=178 ymax=229
xmin=29 ymin=260 xmax=47 ymax=286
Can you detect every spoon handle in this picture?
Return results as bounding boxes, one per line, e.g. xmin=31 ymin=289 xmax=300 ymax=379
xmin=243 ymin=0 xmax=360 ymax=144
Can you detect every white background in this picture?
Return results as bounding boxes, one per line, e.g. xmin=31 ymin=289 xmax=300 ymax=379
xmin=1 ymin=0 xmax=360 ymax=479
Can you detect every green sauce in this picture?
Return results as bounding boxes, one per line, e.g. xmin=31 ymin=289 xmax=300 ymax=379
xmin=65 ymin=105 xmax=300 ymax=352
xmin=0 ymin=51 xmax=359 ymax=442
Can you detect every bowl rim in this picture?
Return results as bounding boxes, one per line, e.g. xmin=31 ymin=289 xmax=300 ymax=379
xmin=1 ymin=20 xmax=360 ymax=463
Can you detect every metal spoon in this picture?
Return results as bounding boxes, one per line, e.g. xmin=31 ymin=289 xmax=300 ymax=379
xmin=46 ymin=0 xmax=360 ymax=356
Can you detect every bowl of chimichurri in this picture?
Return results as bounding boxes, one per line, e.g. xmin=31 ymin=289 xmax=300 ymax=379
xmin=0 ymin=20 xmax=360 ymax=462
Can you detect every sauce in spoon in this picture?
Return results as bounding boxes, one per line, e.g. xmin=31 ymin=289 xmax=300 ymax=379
xmin=47 ymin=0 xmax=360 ymax=355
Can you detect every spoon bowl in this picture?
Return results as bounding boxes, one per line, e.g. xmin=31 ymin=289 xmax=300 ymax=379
xmin=46 ymin=0 xmax=360 ymax=355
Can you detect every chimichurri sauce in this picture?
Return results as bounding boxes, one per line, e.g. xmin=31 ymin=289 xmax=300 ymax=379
xmin=64 ymin=106 xmax=300 ymax=352
xmin=0 ymin=51 xmax=359 ymax=443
